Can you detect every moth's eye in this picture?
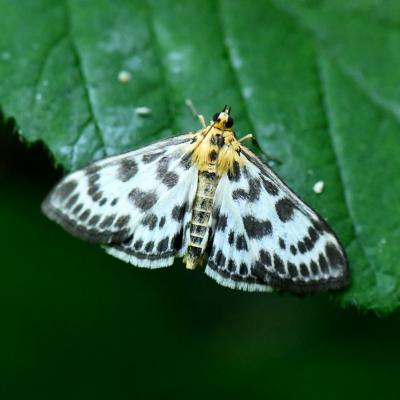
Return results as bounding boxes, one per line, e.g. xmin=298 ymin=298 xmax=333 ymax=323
xmin=225 ymin=116 xmax=234 ymax=128
xmin=212 ymin=112 xmax=220 ymax=122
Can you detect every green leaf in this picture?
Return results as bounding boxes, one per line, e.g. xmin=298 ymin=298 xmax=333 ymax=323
xmin=1 ymin=0 xmax=399 ymax=313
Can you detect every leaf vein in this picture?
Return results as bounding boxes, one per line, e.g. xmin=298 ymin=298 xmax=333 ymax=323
xmin=31 ymin=34 xmax=67 ymax=118
xmin=65 ymin=0 xmax=107 ymax=162
xmin=315 ymin=52 xmax=374 ymax=271
xmin=144 ymin=1 xmax=176 ymax=133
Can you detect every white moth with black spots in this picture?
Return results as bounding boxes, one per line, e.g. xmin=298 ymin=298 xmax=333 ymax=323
xmin=43 ymin=106 xmax=349 ymax=294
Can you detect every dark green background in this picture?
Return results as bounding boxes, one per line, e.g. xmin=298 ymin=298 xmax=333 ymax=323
xmin=1 ymin=118 xmax=399 ymax=399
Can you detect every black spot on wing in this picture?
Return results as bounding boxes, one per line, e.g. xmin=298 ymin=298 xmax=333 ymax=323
xmin=228 ymin=231 xmax=235 ymax=245
xmin=79 ymin=210 xmax=90 ymax=222
xmin=156 ymin=156 xmax=170 ymax=177
xmin=290 ymin=245 xmax=297 ymax=255
xmin=142 ymin=150 xmax=165 ymax=164
xmin=170 ymin=230 xmax=183 ymax=251
xmin=227 ymin=259 xmax=236 ymax=273
xmin=87 ymin=184 xmax=99 ymax=197
xmin=100 ymin=214 xmax=116 ymax=229
xmin=313 ymin=218 xmax=331 ymax=234
xmin=145 ymin=241 xmax=155 ymax=252
xmin=156 ymin=155 xmax=180 ymax=188
xmin=236 ymin=235 xmax=248 ymax=251
xmin=87 ymin=177 xmax=104 ymax=203
xmin=92 ymin=192 xmax=102 ymax=202
xmin=72 ymin=203 xmax=83 ymax=215
xmin=300 ymin=263 xmax=310 ymax=278
xmin=115 ymin=215 xmax=130 ymax=228
xmin=318 ymin=253 xmax=329 ymax=274
xmin=54 ymin=180 xmax=77 ymax=201
xmin=157 ymin=237 xmax=169 ymax=253
xmin=88 ymin=172 xmax=100 ymax=186
xmin=142 ymin=213 xmax=158 ymax=230
xmin=279 ymin=238 xmax=286 ymax=250
xmin=129 ymin=188 xmax=158 ymax=211
xmin=325 ymin=243 xmax=346 ymax=271
xmin=288 ymin=262 xmax=298 ymax=278
xmin=214 ymin=250 xmax=226 ymax=267
xmin=260 ymin=176 xmax=279 ymax=196
xmin=134 ymin=240 xmax=143 ymax=250
xmin=85 ymin=165 xmax=101 ymax=175
xmin=88 ymin=215 xmax=101 ymax=226
xmin=273 ymin=254 xmax=285 ymax=274
xmin=122 ymin=235 xmax=133 ymax=246
xmin=172 ymin=203 xmax=187 ymax=222
xmin=118 ymin=159 xmax=138 ymax=182
xmin=232 ymin=178 xmax=261 ymax=202
xmin=239 ymin=263 xmax=248 ymax=275
xmin=215 ymin=213 xmax=228 ymax=232
xmin=251 ymin=262 xmax=267 ymax=281
xmin=310 ymin=261 xmax=319 ymax=275
xmin=159 ymin=216 xmax=166 ymax=228
xmin=180 ymin=153 xmax=193 ymax=170
xmin=162 ymin=171 xmax=179 ymax=188
xmin=259 ymin=250 xmax=272 ymax=267
xmin=304 ymin=236 xmax=314 ymax=251
xmin=65 ymin=194 xmax=79 ymax=209
xmin=298 ymin=241 xmax=306 ymax=254
xmin=243 ymin=215 xmax=272 ymax=239
xmin=308 ymin=226 xmax=319 ymax=243
xmin=275 ymin=198 xmax=296 ymax=222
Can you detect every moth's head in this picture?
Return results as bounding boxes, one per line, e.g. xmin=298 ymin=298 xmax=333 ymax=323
xmin=212 ymin=105 xmax=234 ymax=130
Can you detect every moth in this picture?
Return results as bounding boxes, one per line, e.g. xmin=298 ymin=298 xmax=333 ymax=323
xmin=42 ymin=105 xmax=349 ymax=293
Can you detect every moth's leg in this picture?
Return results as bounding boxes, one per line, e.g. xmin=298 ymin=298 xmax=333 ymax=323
xmin=239 ymin=133 xmax=254 ymax=143
xmin=185 ymin=99 xmax=206 ymax=128
xmin=240 ymin=133 xmax=282 ymax=165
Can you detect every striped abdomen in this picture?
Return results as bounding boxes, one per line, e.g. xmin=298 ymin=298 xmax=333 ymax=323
xmin=186 ymin=172 xmax=219 ymax=269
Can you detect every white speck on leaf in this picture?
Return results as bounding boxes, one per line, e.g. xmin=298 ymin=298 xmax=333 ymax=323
xmin=35 ymin=93 xmax=43 ymax=101
xmin=135 ymin=107 xmax=152 ymax=116
xmin=118 ymin=70 xmax=131 ymax=83
xmin=313 ymin=180 xmax=324 ymax=194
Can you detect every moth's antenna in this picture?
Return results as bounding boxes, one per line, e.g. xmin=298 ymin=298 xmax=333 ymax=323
xmin=222 ymin=105 xmax=231 ymax=114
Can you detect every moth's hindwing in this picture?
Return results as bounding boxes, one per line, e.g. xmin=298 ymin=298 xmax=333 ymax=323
xmin=205 ymin=148 xmax=349 ymax=293
xmin=42 ymin=134 xmax=198 ymax=268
